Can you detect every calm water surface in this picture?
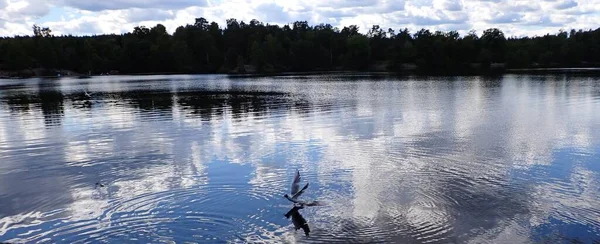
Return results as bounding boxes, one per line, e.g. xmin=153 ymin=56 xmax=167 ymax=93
xmin=1 ymin=74 xmax=600 ymax=243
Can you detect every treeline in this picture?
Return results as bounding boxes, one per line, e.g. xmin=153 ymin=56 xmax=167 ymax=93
xmin=1 ymin=18 xmax=600 ymax=75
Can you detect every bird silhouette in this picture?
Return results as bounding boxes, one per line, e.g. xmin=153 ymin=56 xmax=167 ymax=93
xmin=83 ymin=90 xmax=93 ymax=98
xmin=285 ymin=205 xmax=310 ymax=236
xmin=284 ymin=170 xmax=324 ymax=207
xmin=283 ymin=170 xmax=324 ymax=237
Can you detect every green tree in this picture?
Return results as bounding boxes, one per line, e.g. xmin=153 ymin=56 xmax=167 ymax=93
xmin=4 ymin=41 xmax=31 ymax=70
xmin=250 ymin=41 xmax=265 ymax=71
xmin=481 ymin=28 xmax=506 ymax=63
xmin=32 ymin=25 xmax=52 ymax=37
xmin=345 ymin=35 xmax=371 ymax=70
xmin=0 ymin=18 xmax=598 ymax=75
xmin=477 ymin=49 xmax=493 ymax=68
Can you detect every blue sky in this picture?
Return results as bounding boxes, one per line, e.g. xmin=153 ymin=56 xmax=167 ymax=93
xmin=0 ymin=0 xmax=599 ymax=37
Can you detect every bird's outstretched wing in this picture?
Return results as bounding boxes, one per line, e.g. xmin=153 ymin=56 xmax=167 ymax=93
xmin=304 ymin=201 xmax=325 ymax=206
xmin=291 ymin=182 xmax=309 ymax=200
xmin=291 ymin=170 xmax=301 ymax=195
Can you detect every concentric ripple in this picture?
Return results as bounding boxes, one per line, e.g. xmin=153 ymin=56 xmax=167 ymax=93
xmin=2 ymin=184 xmax=287 ymax=243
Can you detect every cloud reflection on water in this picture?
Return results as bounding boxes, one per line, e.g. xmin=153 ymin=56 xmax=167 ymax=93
xmin=0 ymin=74 xmax=599 ymax=243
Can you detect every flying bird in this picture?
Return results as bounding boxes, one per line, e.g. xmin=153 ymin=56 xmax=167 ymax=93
xmin=284 ymin=170 xmax=324 ymax=207
xmin=283 ymin=170 xmax=325 ymax=237
xmin=83 ymin=90 xmax=93 ymax=98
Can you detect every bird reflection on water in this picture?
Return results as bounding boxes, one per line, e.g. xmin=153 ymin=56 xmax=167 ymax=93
xmin=285 ymin=205 xmax=311 ymax=236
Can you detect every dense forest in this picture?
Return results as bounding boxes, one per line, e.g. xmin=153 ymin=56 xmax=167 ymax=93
xmin=1 ymin=18 xmax=600 ymax=76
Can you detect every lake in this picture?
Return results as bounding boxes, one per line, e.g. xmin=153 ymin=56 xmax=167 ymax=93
xmin=1 ymin=74 xmax=599 ymax=243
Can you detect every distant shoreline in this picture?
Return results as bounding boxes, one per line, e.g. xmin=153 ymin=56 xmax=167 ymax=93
xmin=2 ymin=66 xmax=600 ymax=79
xmin=506 ymin=67 xmax=600 ymax=73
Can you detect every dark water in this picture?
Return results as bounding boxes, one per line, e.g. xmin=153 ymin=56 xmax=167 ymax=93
xmin=1 ymin=74 xmax=600 ymax=243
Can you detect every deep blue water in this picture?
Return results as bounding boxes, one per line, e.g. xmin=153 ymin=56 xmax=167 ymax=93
xmin=0 ymin=74 xmax=600 ymax=243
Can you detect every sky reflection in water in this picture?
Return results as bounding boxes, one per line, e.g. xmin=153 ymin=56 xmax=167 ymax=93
xmin=0 ymin=74 xmax=599 ymax=243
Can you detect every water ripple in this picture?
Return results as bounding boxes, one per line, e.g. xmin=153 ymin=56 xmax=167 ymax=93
xmin=2 ymin=74 xmax=600 ymax=243
xmin=3 ymin=183 xmax=288 ymax=243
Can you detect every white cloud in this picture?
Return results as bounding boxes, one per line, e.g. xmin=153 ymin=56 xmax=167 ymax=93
xmin=0 ymin=0 xmax=598 ymax=37
xmin=254 ymin=3 xmax=289 ymax=23
xmin=56 ymin=0 xmax=209 ymax=11
xmin=9 ymin=0 xmax=50 ymax=18
xmin=488 ymin=12 xmax=524 ymax=24
xmin=124 ymin=8 xmax=175 ymax=22
xmin=435 ymin=0 xmax=463 ymax=11
xmin=554 ymin=0 xmax=578 ymax=9
xmin=502 ymin=1 xmax=541 ymax=12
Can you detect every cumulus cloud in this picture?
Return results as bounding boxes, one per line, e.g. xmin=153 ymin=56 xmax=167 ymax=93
xmin=378 ymin=0 xmax=406 ymax=12
xmin=2 ymin=0 xmax=50 ymax=20
xmin=554 ymin=0 xmax=578 ymax=9
xmin=124 ymin=8 xmax=175 ymax=22
xmin=502 ymin=1 xmax=540 ymax=12
xmin=318 ymin=8 xmax=357 ymax=19
xmin=71 ymin=20 xmax=103 ymax=34
xmin=0 ymin=0 xmax=598 ymax=37
xmin=18 ymin=0 xmax=50 ymax=17
xmin=488 ymin=12 xmax=524 ymax=24
xmin=412 ymin=10 xmax=468 ymax=25
xmin=254 ymin=3 xmax=289 ymax=23
xmin=317 ymin=0 xmax=380 ymax=8
xmin=523 ymin=14 xmax=574 ymax=27
xmin=56 ymin=0 xmax=209 ymax=11
xmin=436 ymin=0 xmax=463 ymax=11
